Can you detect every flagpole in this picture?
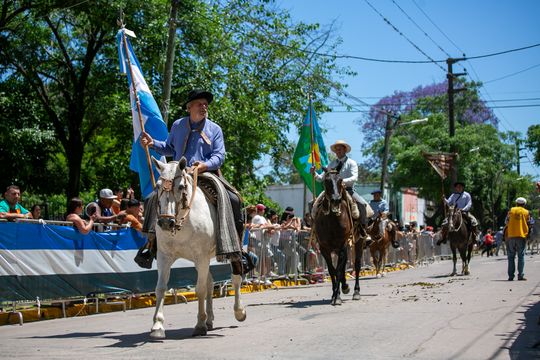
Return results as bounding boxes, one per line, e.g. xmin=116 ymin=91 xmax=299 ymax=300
xmin=120 ymin=27 xmax=156 ymax=189
xmin=309 ymin=94 xmax=316 ymax=201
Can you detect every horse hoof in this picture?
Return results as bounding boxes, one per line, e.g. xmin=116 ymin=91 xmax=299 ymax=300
xmin=450 ymin=272 xmax=457 ymax=276
xmin=206 ymin=322 xmax=214 ymax=331
xmin=353 ymin=292 xmax=361 ymax=301
xmin=150 ymin=328 xmax=166 ymax=339
xmin=192 ymin=326 xmax=207 ymax=337
xmin=331 ymin=298 xmax=343 ymax=306
xmin=463 ymin=271 xmax=470 ymax=276
xmin=342 ymin=284 xmax=350 ymax=294
xmin=235 ymin=309 xmax=247 ymax=322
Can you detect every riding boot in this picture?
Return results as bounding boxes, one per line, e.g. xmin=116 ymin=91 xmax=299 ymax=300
xmin=349 ymin=198 xmax=360 ymax=220
xmin=148 ymin=232 xmax=157 ymax=258
xmin=437 ymin=227 xmax=448 ymax=245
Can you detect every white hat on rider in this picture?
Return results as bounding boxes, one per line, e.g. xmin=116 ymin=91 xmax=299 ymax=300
xmin=515 ymin=197 xmax=527 ymax=205
xmin=330 ymin=140 xmax=351 ymax=153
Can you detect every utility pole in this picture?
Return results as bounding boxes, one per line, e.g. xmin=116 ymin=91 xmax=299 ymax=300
xmin=515 ymin=137 xmax=526 ymax=175
xmin=380 ymin=113 xmax=395 ymax=195
xmin=446 ymin=57 xmax=466 ymax=187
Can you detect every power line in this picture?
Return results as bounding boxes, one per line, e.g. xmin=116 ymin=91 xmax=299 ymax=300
xmin=364 ymin=0 xmax=446 ymax=72
xmin=484 ymin=63 xmax=540 ymax=84
xmin=391 ymin=0 xmax=452 ymax=58
xmin=411 ymin=0 xmax=466 ymax=56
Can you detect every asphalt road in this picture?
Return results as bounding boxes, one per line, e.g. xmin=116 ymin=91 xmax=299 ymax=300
xmin=1 ymin=254 xmax=539 ymax=359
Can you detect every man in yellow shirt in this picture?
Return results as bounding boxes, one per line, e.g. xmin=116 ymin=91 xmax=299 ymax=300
xmin=505 ymin=197 xmax=532 ymax=281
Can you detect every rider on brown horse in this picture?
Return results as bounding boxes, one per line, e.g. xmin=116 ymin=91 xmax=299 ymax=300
xmin=437 ymin=181 xmax=480 ymax=245
xmin=310 ymin=140 xmax=373 ymax=243
xmin=369 ymin=189 xmax=390 ymax=239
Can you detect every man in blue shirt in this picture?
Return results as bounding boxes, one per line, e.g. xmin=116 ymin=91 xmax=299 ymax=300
xmin=369 ymin=189 xmax=390 ymax=238
xmin=140 ymin=90 xmax=244 ymax=272
xmin=437 ymin=181 xmax=479 ymax=245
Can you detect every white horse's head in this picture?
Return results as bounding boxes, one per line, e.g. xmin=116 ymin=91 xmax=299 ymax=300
xmin=152 ymin=156 xmax=190 ymax=232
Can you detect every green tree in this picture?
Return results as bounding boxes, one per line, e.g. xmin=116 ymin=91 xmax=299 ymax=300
xmin=526 ymin=124 xmax=540 ymax=166
xmin=359 ymin=82 xmax=524 ymax=228
xmin=0 ymin=0 xmax=348 ymax=203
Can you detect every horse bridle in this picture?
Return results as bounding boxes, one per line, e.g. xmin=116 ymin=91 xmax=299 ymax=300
xmin=157 ymin=166 xmax=199 ymax=233
xmin=448 ymin=207 xmax=463 ymax=233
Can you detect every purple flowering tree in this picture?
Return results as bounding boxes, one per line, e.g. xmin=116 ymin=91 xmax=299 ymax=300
xmin=358 ymin=80 xmax=498 ymax=154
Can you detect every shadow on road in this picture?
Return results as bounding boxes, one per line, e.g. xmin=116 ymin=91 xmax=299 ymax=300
xmin=24 ymin=326 xmax=229 ymax=348
xmin=507 ymin=298 xmax=540 ymax=359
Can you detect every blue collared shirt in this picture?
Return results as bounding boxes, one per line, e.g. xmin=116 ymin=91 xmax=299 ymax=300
xmin=446 ymin=191 xmax=472 ymax=211
xmin=152 ymin=116 xmax=225 ymax=171
xmin=369 ymin=199 xmax=389 ymax=217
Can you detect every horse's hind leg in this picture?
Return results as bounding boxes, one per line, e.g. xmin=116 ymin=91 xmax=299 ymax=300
xmin=205 ymin=271 xmax=214 ymax=330
xmin=150 ymin=254 xmax=175 ymax=339
xmin=193 ymin=261 xmax=211 ymax=336
xmin=338 ymin=246 xmax=351 ymax=294
xmin=353 ymin=241 xmax=362 ymax=300
xmin=231 ymin=271 xmax=246 ymax=322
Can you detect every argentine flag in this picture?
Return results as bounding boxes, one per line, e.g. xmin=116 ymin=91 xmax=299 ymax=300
xmin=117 ymin=28 xmax=168 ymax=199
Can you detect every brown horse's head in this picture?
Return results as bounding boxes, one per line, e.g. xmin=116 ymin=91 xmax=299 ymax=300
xmin=446 ymin=205 xmax=463 ymax=233
xmin=323 ymin=170 xmax=344 ymax=216
xmin=386 ymin=220 xmax=400 ymax=248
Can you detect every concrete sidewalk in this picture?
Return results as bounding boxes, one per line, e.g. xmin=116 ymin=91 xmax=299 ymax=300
xmin=0 ymin=254 xmax=539 ymax=359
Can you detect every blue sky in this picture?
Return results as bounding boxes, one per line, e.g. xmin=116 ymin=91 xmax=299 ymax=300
xmin=279 ymin=0 xmax=540 ymax=180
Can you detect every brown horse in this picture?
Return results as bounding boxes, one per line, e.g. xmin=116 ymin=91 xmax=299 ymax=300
xmin=368 ymin=217 xmax=400 ymax=277
xmin=446 ymin=205 xmax=474 ymax=276
xmin=313 ymin=170 xmax=366 ymax=305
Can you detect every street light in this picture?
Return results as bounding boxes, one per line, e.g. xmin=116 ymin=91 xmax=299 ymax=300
xmin=380 ymin=116 xmax=429 ymax=196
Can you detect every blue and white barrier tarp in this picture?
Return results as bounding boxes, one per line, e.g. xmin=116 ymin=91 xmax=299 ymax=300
xmin=0 ymin=222 xmax=230 ymax=301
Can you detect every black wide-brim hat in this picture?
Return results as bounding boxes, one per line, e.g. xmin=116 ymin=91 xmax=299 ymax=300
xmin=454 ymin=181 xmax=465 ymax=187
xmin=183 ymin=89 xmax=213 ymax=109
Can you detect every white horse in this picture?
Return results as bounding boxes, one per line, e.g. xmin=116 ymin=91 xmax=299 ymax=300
xmin=150 ymin=157 xmax=246 ymax=339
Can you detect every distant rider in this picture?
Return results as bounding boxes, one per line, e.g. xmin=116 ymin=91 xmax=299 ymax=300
xmin=437 ymin=181 xmax=479 ymax=245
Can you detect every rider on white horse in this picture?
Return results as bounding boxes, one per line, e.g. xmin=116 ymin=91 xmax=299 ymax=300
xmin=437 ymin=181 xmax=479 ymax=245
xmin=140 ymin=89 xmax=245 ymax=273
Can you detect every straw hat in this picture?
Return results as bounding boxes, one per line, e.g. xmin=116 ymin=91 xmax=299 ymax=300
xmin=330 ymin=140 xmax=351 ymax=153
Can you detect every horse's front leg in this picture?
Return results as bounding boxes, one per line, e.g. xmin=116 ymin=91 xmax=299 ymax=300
xmin=193 ymin=260 xmax=211 ymax=336
xmin=150 ymin=253 xmax=175 ymax=339
xmin=450 ymin=246 xmax=458 ymax=276
xmin=334 ymin=247 xmax=348 ymax=305
xmin=353 ymin=240 xmax=362 ymax=300
xmin=321 ymin=252 xmax=339 ymax=305
xmin=460 ymin=247 xmax=470 ymax=275
xmin=340 ymin=247 xmax=350 ymax=295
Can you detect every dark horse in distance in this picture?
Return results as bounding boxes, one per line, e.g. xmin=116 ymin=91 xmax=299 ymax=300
xmin=446 ymin=204 xmax=475 ymax=276
xmin=313 ymin=170 xmax=367 ymax=305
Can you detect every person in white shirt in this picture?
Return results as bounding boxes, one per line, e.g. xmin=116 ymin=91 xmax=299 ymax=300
xmin=310 ymin=140 xmax=373 ymax=236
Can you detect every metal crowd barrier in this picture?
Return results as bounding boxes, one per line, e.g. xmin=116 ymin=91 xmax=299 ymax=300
xmin=246 ymin=228 xmax=456 ymax=281
xmin=16 ymin=218 xmax=130 ymax=231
